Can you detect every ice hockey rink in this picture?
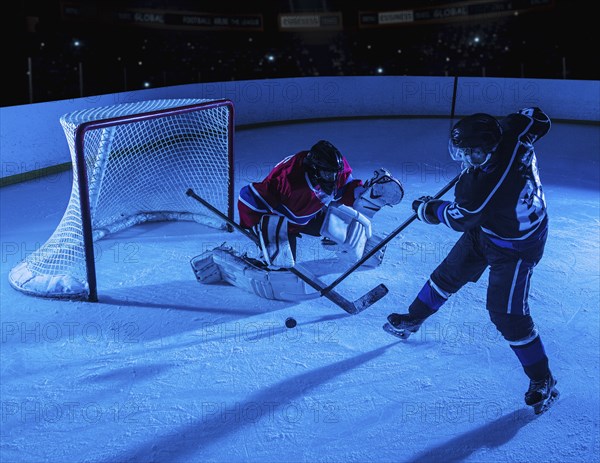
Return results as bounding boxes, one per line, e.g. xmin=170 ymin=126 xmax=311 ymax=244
xmin=1 ymin=116 xmax=599 ymax=463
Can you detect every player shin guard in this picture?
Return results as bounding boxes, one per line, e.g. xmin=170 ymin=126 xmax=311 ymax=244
xmin=509 ymin=331 xmax=557 ymax=413
xmin=386 ymin=280 xmax=448 ymax=339
xmin=509 ymin=332 xmax=550 ymax=381
xmin=409 ymin=279 xmax=450 ymax=318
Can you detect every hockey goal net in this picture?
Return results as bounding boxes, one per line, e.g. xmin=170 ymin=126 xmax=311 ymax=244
xmin=9 ymin=98 xmax=234 ymax=301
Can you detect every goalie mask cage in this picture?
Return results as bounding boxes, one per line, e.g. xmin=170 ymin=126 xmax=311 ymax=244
xmin=9 ymin=98 xmax=234 ymax=302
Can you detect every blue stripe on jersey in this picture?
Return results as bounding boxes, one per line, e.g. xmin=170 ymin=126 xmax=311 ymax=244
xmin=240 ymin=182 xmax=322 ymax=226
xmin=238 ymin=185 xmax=272 ymax=213
xmin=483 ymin=216 xmax=548 ymax=248
xmin=436 ymin=201 xmax=452 ymax=225
xmin=275 ymin=203 xmax=320 ymax=225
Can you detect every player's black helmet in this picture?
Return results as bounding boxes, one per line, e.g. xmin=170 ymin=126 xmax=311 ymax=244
xmin=449 ymin=113 xmax=502 ymax=167
xmin=304 ymin=140 xmax=344 ymax=194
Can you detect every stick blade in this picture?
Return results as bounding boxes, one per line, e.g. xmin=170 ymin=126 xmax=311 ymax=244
xmin=352 ymin=283 xmax=389 ymax=314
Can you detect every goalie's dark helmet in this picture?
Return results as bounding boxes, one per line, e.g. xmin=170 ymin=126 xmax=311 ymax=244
xmin=304 ymin=140 xmax=344 ymax=194
xmin=449 ymin=113 xmax=503 ymax=167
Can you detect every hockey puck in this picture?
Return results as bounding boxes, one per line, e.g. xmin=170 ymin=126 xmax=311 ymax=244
xmin=285 ymin=317 xmax=297 ymax=329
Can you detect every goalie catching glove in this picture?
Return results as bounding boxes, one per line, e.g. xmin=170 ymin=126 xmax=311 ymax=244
xmin=353 ymin=168 xmax=405 ymax=218
xmin=252 ymin=215 xmax=295 ymax=269
xmin=320 ymin=204 xmax=372 ymax=262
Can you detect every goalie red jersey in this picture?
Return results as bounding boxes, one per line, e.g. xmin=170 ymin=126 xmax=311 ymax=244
xmin=238 ymin=149 xmax=361 ymax=234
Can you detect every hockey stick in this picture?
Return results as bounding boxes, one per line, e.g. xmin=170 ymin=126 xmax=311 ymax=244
xmin=185 ymin=188 xmax=388 ymax=314
xmin=320 ymin=172 xmax=462 ymax=296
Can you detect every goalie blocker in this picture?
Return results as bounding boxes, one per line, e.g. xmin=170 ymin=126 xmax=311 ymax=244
xmin=320 ymin=204 xmax=372 ymax=262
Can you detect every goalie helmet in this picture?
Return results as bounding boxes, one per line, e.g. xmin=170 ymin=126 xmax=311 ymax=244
xmin=304 ymin=140 xmax=344 ymax=195
xmin=448 ymin=113 xmax=502 ymax=167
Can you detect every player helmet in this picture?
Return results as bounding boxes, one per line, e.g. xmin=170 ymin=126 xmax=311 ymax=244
xmin=448 ymin=113 xmax=502 ymax=167
xmin=304 ymin=140 xmax=344 ymax=194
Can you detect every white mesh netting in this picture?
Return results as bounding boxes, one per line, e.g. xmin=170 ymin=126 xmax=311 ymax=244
xmin=9 ymin=98 xmax=233 ymax=299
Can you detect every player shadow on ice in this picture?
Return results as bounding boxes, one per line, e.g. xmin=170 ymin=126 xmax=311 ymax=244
xmin=99 ymin=281 xmax=296 ymax=342
xmin=86 ymin=363 xmax=176 ymax=384
xmin=406 ymin=408 xmax=538 ymax=463
xmin=101 ymin=281 xmax=295 ymax=315
xmin=104 ymin=341 xmax=402 ymax=463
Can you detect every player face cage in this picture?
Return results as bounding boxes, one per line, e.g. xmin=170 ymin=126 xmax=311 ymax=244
xmin=311 ymin=166 xmax=341 ymax=195
xmin=448 ymin=113 xmax=503 ymax=168
xmin=448 ymin=141 xmax=498 ymax=167
xmin=316 ymin=168 xmax=339 ymax=183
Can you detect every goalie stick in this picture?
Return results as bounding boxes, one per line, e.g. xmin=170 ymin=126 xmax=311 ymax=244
xmin=185 ymin=189 xmax=388 ymax=315
xmin=320 ymin=172 xmax=462 ymax=297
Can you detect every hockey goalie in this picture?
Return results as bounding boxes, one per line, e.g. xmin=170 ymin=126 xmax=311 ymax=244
xmin=191 ymin=140 xmax=404 ymax=301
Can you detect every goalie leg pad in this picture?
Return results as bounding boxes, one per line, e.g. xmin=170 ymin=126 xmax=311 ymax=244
xmin=354 ymin=168 xmax=404 ymax=218
xmin=190 ymin=252 xmax=224 ymax=283
xmin=253 ymin=215 xmax=295 ymax=269
xmin=192 ymin=245 xmax=318 ymax=301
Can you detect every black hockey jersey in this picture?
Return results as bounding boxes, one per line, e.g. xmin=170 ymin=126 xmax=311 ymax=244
xmin=433 ymin=107 xmax=551 ymax=243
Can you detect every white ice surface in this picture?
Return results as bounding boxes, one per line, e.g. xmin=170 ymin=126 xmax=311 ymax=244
xmin=1 ymin=118 xmax=598 ymax=463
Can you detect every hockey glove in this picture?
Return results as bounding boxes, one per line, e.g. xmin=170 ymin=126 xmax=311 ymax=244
xmin=412 ymin=196 xmax=442 ymax=225
xmin=353 ymin=168 xmax=404 ymax=219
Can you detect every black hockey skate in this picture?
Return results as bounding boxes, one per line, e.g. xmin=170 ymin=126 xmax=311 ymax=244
xmin=382 ymin=313 xmax=425 ymax=340
xmin=525 ymin=372 xmax=559 ymax=415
